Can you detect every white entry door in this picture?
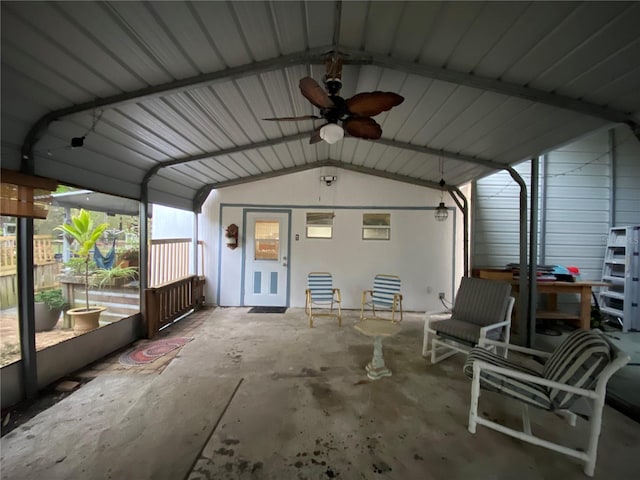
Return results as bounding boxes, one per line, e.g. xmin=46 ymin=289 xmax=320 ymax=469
xmin=243 ymin=211 xmax=289 ymax=306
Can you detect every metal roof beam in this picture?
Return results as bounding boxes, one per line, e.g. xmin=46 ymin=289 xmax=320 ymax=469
xmin=22 ymin=46 xmax=635 ymax=172
xmin=374 ymin=137 xmax=506 ymax=171
xmin=346 ymin=49 xmax=635 ymax=127
xmin=193 ymin=159 xmax=456 ymax=211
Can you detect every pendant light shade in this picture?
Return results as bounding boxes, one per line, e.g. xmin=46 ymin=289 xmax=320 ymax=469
xmin=435 ymin=202 xmax=448 ymax=221
xmin=319 ymin=123 xmax=344 ymax=144
xmin=435 ymin=158 xmax=448 ymax=221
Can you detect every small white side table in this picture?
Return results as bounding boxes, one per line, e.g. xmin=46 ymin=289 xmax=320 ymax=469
xmin=354 ymin=319 xmax=402 ymax=380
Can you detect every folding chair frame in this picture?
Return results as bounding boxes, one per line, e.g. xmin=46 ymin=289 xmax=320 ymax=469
xmin=360 ymin=274 xmax=403 ymax=323
xmin=468 ymin=337 xmax=630 ymax=477
xmin=305 ymin=272 xmax=342 ymax=328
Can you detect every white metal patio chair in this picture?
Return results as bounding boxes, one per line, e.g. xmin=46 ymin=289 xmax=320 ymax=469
xmin=305 ymin=272 xmax=342 ymax=328
xmin=423 ymin=276 xmax=514 ymax=364
xmin=464 ymin=329 xmax=630 ymax=477
xmin=360 ymin=274 xmax=403 ymax=323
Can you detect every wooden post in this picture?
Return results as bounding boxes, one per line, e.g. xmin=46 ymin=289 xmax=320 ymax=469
xmin=145 ymin=288 xmax=159 ymax=339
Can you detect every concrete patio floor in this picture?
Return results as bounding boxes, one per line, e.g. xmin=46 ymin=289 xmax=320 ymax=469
xmin=1 ymin=307 xmax=639 ymax=480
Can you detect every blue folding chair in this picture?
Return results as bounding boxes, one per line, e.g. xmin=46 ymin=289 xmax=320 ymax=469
xmin=360 ymin=274 xmax=403 ymax=323
xmin=305 ymin=272 xmax=342 ymax=328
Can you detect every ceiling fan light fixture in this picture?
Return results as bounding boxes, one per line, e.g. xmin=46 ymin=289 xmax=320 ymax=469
xmin=319 ymin=123 xmax=344 ymax=144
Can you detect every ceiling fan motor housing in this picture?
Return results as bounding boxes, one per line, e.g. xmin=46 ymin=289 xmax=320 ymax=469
xmin=324 ymin=78 xmax=342 ymax=95
xmin=322 ymin=95 xmax=348 ymax=124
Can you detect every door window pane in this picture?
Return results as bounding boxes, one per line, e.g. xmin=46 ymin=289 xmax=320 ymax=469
xmin=255 ymin=221 xmax=279 ymax=260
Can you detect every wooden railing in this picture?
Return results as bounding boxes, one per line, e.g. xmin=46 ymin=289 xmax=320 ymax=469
xmin=0 ymin=235 xmax=55 ymax=273
xmin=148 ymin=238 xmax=190 ymax=287
xmin=144 ymin=275 xmax=205 ymax=338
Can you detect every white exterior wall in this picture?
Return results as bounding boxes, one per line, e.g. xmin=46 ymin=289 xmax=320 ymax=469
xmin=151 ymin=204 xmax=194 ymax=240
xmin=200 ymin=168 xmax=465 ymax=312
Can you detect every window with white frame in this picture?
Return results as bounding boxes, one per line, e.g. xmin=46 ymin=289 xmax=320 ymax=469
xmin=306 ymin=212 xmax=334 ymax=239
xmin=362 ymin=213 xmax=391 ymax=240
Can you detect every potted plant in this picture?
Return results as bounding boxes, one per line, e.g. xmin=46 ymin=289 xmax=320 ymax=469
xmin=55 ymin=209 xmax=109 ymax=334
xmin=34 ymin=288 xmax=69 ymax=332
xmin=117 ymin=247 xmax=139 ymax=268
xmin=92 ymin=265 xmax=138 ymax=288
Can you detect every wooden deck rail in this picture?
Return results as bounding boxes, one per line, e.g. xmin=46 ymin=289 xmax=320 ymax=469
xmin=144 ymin=275 xmax=205 ymax=338
xmin=0 ymin=235 xmax=56 ymax=273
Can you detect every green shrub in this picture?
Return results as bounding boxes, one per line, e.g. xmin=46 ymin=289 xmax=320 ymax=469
xmin=34 ymin=288 xmax=69 ymax=311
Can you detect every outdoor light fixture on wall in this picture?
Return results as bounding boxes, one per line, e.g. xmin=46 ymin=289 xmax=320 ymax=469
xmin=435 ymin=157 xmax=448 ymax=222
xmin=320 ymin=175 xmax=337 ymax=186
xmin=225 ymin=223 xmax=239 ymax=249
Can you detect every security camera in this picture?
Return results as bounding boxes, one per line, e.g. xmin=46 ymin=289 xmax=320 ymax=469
xmin=320 ymin=175 xmax=336 ymax=186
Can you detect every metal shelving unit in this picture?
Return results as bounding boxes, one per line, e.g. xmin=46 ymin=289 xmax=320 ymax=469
xmin=599 ymin=226 xmax=640 ymax=332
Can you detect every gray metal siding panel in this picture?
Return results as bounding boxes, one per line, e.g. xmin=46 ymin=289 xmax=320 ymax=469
xmin=472 ymin=161 xmax=530 ymax=269
xmin=614 ymin=126 xmax=640 ymax=227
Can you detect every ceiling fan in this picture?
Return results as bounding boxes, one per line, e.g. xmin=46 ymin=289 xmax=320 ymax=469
xmin=264 ymin=56 xmax=404 ymax=144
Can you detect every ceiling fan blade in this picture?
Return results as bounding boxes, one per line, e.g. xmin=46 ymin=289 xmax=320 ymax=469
xmin=346 ymin=92 xmax=404 ymax=117
xmin=299 ymin=77 xmax=334 ymax=109
xmin=263 ymin=115 xmax=322 ymax=121
xmin=343 ymin=117 xmax=382 ymax=140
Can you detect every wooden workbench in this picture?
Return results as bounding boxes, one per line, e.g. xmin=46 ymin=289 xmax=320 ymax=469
xmin=474 ymin=269 xmax=606 ymax=331
xmin=511 ymin=280 xmax=607 ymax=331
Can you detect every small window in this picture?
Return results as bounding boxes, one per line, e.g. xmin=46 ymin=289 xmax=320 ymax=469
xmin=362 ymin=213 xmax=390 ymax=240
xmin=306 ymin=212 xmax=334 ymax=239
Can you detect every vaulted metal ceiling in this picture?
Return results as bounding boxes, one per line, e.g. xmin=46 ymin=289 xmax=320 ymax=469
xmin=2 ymin=1 xmax=639 ymax=211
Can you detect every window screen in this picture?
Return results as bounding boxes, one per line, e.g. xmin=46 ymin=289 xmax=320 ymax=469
xmin=306 ymin=212 xmax=334 ymax=239
xmin=362 ymin=213 xmax=390 ymax=240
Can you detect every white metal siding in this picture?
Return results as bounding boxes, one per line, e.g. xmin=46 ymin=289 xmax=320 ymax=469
xmin=472 ymin=161 xmax=531 ymax=269
xmin=542 ymin=129 xmax=610 ymax=282
xmin=615 ymin=125 xmax=640 ymax=227
xmin=473 ymin=126 xmax=640 ymax=317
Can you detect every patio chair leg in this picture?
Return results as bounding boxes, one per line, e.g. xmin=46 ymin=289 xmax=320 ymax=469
xmin=431 ymin=338 xmax=458 ymax=364
xmin=584 ymin=397 xmax=605 ymax=477
xmin=468 ymin=362 xmax=481 ymax=434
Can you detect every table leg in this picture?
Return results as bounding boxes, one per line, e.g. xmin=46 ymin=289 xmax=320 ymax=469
xmin=365 ymin=336 xmax=392 ymax=380
xmin=580 ymin=286 xmax=591 ymax=330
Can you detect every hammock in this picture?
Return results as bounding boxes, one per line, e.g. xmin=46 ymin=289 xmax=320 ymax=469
xmin=94 ymin=239 xmax=116 ymax=269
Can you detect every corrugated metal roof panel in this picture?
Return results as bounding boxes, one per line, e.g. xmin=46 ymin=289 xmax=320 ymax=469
xmin=1 ymin=0 xmax=638 ymax=210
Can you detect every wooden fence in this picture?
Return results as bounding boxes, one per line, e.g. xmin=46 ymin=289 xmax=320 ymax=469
xmin=0 ymin=235 xmax=205 ymax=310
xmin=0 ymin=235 xmax=60 ymax=307
xmin=0 ymin=235 xmax=55 ymax=272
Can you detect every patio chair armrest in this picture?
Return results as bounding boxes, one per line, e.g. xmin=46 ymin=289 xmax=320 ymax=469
xmin=472 ymin=359 xmax=598 ymax=399
xmin=361 ymin=289 xmax=373 ymax=302
xmin=479 ymin=320 xmax=510 ymax=335
xmin=425 ymin=310 xmax=452 ymax=329
xmin=477 ymin=338 xmax=553 ymax=358
xmin=333 ymin=288 xmax=342 ymax=301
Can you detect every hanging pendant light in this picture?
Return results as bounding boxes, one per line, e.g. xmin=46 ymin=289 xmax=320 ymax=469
xmin=435 ymin=158 xmax=448 ymax=222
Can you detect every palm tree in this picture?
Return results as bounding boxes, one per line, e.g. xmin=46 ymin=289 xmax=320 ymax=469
xmin=55 ymin=209 xmax=108 ymax=311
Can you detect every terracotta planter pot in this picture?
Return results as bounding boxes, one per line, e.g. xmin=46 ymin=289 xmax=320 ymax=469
xmin=67 ymin=306 xmax=106 ymax=334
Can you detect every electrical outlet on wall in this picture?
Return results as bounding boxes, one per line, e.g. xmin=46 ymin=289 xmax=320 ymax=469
xmin=438 ymin=292 xmax=445 ymax=299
